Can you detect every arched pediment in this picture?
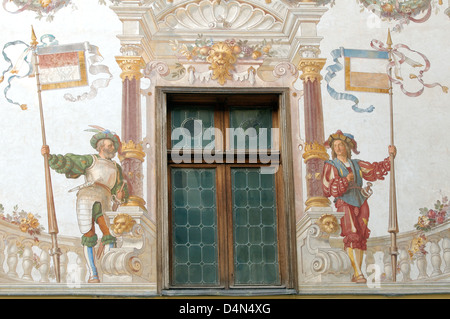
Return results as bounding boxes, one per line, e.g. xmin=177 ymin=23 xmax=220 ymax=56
xmin=157 ymin=0 xmax=283 ymax=32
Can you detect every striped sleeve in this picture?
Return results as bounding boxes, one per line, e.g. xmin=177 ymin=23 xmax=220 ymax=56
xmin=322 ymin=161 xmax=349 ymax=198
xmin=358 ymin=157 xmax=391 ymax=182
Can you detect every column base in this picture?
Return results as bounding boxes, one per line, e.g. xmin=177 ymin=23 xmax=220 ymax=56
xmin=305 ymin=196 xmax=331 ymax=212
xmin=122 ymin=195 xmax=147 ymax=212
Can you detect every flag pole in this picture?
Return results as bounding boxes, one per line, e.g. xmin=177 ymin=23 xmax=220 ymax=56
xmin=30 ymin=26 xmax=62 ymax=283
xmin=386 ymin=29 xmax=399 ymax=282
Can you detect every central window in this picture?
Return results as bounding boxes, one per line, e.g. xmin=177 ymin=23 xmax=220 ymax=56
xmin=166 ymin=93 xmax=289 ymax=289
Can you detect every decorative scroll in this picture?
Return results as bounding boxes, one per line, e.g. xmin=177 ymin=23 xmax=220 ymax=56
xmin=370 ymin=39 xmax=448 ymax=97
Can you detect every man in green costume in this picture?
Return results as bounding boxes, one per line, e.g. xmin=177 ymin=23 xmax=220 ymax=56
xmin=41 ymin=127 xmax=129 ymax=283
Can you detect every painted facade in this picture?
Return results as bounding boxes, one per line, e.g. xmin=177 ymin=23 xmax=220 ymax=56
xmin=0 ymin=0 xmax=449 ymax=297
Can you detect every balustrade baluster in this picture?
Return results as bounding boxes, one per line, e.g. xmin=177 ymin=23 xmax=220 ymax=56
xmin=416 ymin=251 xmax=429 ymax=280
xmin=383 ymin=249 xmax=392 ymax=281
xmin=39 ymin=244 xmax=50 ymax=283
xmin=21 ymin=242 xmax=34 ymax=281
xmin=60 ymin=251 xmax=68 ymax=283
xmin=430 ymin=239 xmax=442 ymax=277
xmin=398 ymin=247 xmax=411 ymax=282
xmin=442 ymin=237 xmax=450 ymax=274
xmin=0 ymin=233 xmax=5 ymax=274
xmin=6 ymin=237 xmax=18 ymax=278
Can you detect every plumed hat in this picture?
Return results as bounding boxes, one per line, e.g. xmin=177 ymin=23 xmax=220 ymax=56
xmin=86 ymin=125 xmax=122 ymax=154
xmin=324 ymin=129 xmax=359 ymax=155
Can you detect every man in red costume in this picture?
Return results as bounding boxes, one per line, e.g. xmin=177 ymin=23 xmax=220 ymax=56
xmin=322 ymin=130 xmax=396 ymax=283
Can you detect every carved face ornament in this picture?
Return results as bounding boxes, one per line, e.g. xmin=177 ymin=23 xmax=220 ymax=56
xmin=112 ymin=213 xmax=136 ymax=236
xmin=206 ymin=42 xmax=237 ymax=85
xmin=317 ymin=214 xmax=339 ymax=234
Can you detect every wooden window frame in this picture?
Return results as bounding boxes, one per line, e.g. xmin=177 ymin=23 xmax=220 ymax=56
xmin=156 ymin=88 xmax=297 ymax=293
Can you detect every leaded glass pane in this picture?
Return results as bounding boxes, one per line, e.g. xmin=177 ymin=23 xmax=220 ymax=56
xmin=229 ymin=108 xmax=272 ymax=150
xmin=231 ymin=168 xmax=280 ymax=285
xmin=171 ymin=168 xmax=219 ymax=286
xmin=171 ymin=107 xmax=214 ymax=149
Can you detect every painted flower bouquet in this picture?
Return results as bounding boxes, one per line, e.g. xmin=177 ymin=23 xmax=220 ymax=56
xmin=414 ymin=196 xmax=449 ymax=232
xmin=409 ymin=195 xmax=448 ymax=259
xmin=408 ymin=234 xmax=427 ymax=259
xmin=0 ymin=204 xmax=44 ymax=242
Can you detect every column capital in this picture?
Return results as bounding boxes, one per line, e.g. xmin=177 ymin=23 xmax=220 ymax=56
xmin=297 ymin=58 xmax=327 ymax=83
xmin=118 ymin=140 xmax=146 ymax=162
xmin=115 ymin=56 xmax=146 ymax=81
xmin=302 ymin=141 xmax=329 ymax=163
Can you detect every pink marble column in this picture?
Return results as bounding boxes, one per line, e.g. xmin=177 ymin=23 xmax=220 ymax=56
xmin=115 ymin=56 xmax=147 ymax=211
xmin=298 ymin=59 xmax=331 ymax=211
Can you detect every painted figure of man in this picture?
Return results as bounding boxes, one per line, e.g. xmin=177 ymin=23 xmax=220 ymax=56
xmin=41 ymin=128 xmax=129 ymax=283
xmin=322 ymin=130 xmax=396 ymax=283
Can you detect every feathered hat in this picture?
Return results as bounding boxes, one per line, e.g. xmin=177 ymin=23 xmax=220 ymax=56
xmin=324 ymin=129 xmax=359 ymax=155
xmin=86 ymin=125 xmax=122 ymax=154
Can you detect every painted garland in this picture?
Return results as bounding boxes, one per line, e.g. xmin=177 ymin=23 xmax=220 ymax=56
xmin=2 ymin=0 xmax=74 ymax=21
xmin=358 ymin=0 xmax=435 ymax=20
xmin=315 ymin=0 xmax=441 ymax=31
xmin=2 ymin=0 xmax=108 ymax=21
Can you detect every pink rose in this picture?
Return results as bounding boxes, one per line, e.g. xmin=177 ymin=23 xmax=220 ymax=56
xmin=427 ymin=209 xmax=437 ymax=219
xmin=436 ymin=211 xmax=447 ymax=224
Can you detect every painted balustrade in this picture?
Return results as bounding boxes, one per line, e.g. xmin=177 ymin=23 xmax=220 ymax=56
xmin=0 ymin=210 xmax=448 ymax=288
xmin=0 ymin=208 xmax=156 ymax=286
xmin=0 ymin=218 xmax=86 ymax=283
xmin=365 ymin=219 xmax=450 ymax=283
xmin=297 ymin=210 xmax=450 ymax=286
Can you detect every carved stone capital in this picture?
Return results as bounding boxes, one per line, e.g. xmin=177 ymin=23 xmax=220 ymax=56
xmin=298 ymin=58 xmax=326 ymax=83
xmin=115 ymin=56 xmax=146 ymax=81
xmin=302 ymin=141 xmax=329 ymax=162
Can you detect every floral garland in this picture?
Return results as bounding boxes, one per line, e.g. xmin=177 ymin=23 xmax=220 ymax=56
xmin=170 ymin=34 xmax=278 ymax=62
xmin=357 ymin=0 xmax=443 ymax=31
xmin=0 ymin=204 xmax=44 ymax=242
xmin=2 ymin=0 xmax=107 ymax=22
xmin=314 ymin=0 xmax=442 ymax=32
xmin=408 ymin=195 xmax=448 ymax=259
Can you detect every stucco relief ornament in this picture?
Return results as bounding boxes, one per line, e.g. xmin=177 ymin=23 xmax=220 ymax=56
xmin=170 ymin=35 xmax=277 ymax=85
xmin=206 ymin=42 xmax=236 ymax=85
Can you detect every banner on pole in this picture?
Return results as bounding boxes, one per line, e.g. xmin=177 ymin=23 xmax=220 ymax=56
xmin=37 ymin=44 xmax=89 ymax=91
xmin=343 ymin=49 xmax=390 ymax=94
xmin=0 ymin=34 xmax=112 ymax=110
xmin=325 ymin=47 xmax=390 ymax=113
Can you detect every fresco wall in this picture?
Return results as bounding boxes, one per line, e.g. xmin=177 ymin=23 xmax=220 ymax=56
xmin=0 ymin=0 xmax=448 ymax=296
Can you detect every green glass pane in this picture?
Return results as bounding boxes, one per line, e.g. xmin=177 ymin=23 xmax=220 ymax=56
xmin=200 ymin=170 xmax=215 ymax=188
xmin=235 ymin=208 xmax=247 ymax=226
xmin=229 ymin=108 xmax=272 ymax=150
xmin=231 ymin=168 xmax=280 ymax=286
xmin=171 ymin=107 xmax=214 ymax=149
xmin=201 ymin=190 xmax=215 ymax=208
xmin=203 ymin=265 xmax=217 ymax=283
xmin=202 ymin=208 xmax=215 ymax=226
xmin=202 ymin=227 xmax=216 ymax=245
xmin=171 ymin=168 xmax=218 ymax=286
xmin=187 ymin=208 xmax=201 ymax=225
xmin=173 ymin=208 xmax=187 ymax=225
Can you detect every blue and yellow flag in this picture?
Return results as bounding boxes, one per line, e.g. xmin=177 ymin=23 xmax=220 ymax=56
xmin=325 ymin=48 xmax=389 ymax=113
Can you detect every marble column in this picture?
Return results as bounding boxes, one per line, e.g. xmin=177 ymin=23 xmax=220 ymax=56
xmin=115 ymin=55 xmax=147 ymax=211
xmin=298 ymin=58 xmax=331 ymax=211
